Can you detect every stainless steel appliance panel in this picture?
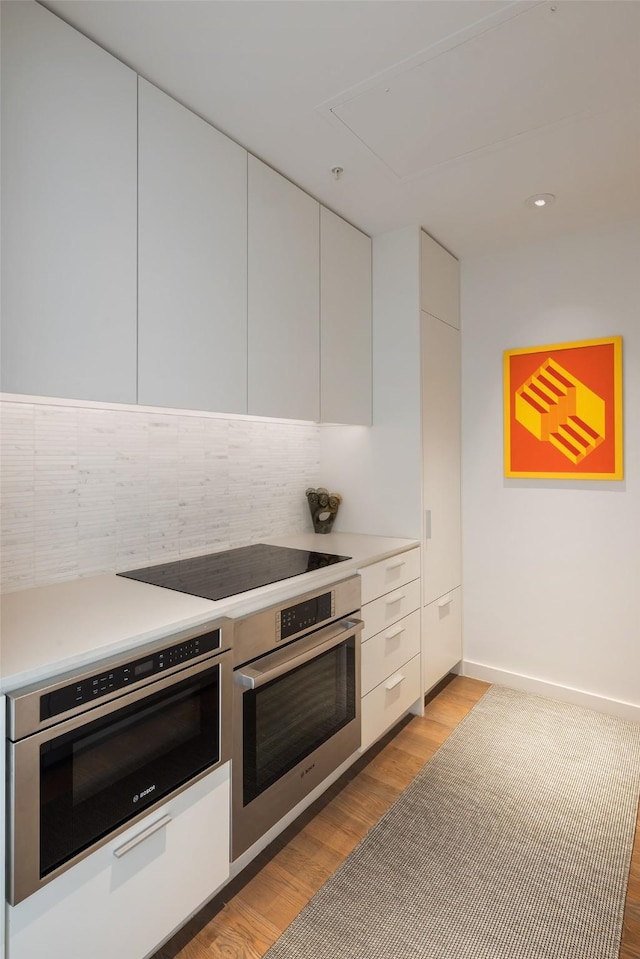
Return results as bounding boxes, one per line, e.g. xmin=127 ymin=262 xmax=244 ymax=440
xmin=6 ymin=619 xmax=232 ymax=906
xmin=232 ymin=579 xmax=362 ymax=860
xmin=233 ymin=575 xmax=361 ymax=666
xmin=8 ymin=618 xmax=231 ymax=741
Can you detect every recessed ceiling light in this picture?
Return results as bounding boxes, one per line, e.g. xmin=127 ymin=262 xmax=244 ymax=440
xmin=525 ymin=193 xmax=556 ymax=209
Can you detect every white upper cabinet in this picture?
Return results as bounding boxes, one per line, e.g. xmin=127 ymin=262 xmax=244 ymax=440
xmin=420 ymin=231 xmax=460 ymax=329
xmin=320 ymin=208 xmax=372 ymax=425
xmin=247 ymin=156 xmax=320 ymax=421
xmin=0 ymin=1 xmax=137 ymax=403
xmin=1 ymin=4 xmax=372 ymax=422
xmin=137 ymin=79 xmax=248 ymax=414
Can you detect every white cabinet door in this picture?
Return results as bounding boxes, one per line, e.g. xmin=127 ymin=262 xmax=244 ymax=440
xmin=6 ymin=764 xmax=230 ymax=959
xmin=248 ymin=156 xmax=320 ymax=421
xmin=138 ymin=79 xmax=248 ymax=414
xmin=0 ymin=1 xmax=137 ymax=403
xmin=361 ymin=654 xmax=422 ymax=751
xmin=0 ymin=695 xmax=5 ymax=953
xmin=320 ymin=208 xmax=372 ymax=425
xmin=423 ymin=587 xmax=462 ymax=693
xmin=420 ymin=230 xmax=460 ymax=330
xmin=422 ymin=310 xmax=462 ymax=606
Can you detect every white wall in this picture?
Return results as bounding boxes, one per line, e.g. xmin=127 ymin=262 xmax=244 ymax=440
xmin=461 ymin=220 xmax=640 ymax=713
xmin=0 ymin=398 xmax=320 ymax=592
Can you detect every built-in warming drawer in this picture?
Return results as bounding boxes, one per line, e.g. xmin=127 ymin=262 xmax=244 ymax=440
xmin=361 ymin=609 xmax=421 ymax=697
xmin=361 ymin=577 xmax=420 ymax=643
xmin=361 ymin=654 xmax=421 ymax=751
xmin=359 ymin=548 xmax=420 ymax=606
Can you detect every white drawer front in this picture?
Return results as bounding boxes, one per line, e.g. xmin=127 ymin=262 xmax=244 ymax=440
xmin=361 ymin=609 xmax=421 ymax=697
xmin=361 ymin=653 xmax=421 ymax=751
xmin=359 ymin=548 xmax=420 ymax=606
xmin=422 ymin=586 xmax=462 ymax=693
xmin=361 ymin=576 xmax=420 ymax=643
xmin=7 ymin=764 xmax=230 ymax=959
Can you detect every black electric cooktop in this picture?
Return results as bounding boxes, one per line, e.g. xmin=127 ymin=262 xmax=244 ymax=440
xmin=117 ymin=543 xmax=351 ymax=602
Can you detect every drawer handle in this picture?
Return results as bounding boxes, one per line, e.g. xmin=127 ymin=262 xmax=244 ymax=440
xmin=386 ymin=559 xmax=406 ymax=571
xmin=385 ymin=592 xmax=406 ymax=606
xmin=113 ymin=814 xmax=172 ymax=858
xmin=385 ymin=625 xmax=406 ymax=641
xmin=438 ymin=595 xmax=453 ymax=608
xmin=385 ymin=673 xmax=405 ymax=691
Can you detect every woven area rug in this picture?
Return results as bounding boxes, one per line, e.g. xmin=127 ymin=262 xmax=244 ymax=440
xmin=265 ymin=685 xmax=640 ymax=959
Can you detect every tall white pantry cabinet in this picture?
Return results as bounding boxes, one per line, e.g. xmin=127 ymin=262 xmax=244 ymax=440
xmin=420 ymin=234 xmax=462 ymax=693
xmin=320 ymin=225 xmax=462 ymax=694
xmin=373 ymin=227 xmax=462 ymax=694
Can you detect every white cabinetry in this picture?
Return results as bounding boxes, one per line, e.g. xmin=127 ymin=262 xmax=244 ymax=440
xmin=320 ymin=208 xmax=372 ymax=425
xmin=420 ymin=231 xmax=460 ymax=330
xmin=1 ymin=695 xmax=5 ymax=953
xmin=247 ymin=156 xmax=320 ymax=421
xmin=320 ymin=227 xmax=462 ymax=694
xmin=138 ymin=79 xmax=248 ymax=414
xmin=359 ymin=548 xmax=422 ymax=750
xmin=0 ymin=0 xmax=137 ymax=403
xmin=421 ymin=309 xmax=462 ymax=605
xmin=6 ymin=764 xmax=230 ymax=959
xmin=421 ymin=231 xmax=462 ymax=691
xmin=1 ymin=4 xmax=373 ymax=423
xmin=422 ymin=587 xmax=462 ymax=693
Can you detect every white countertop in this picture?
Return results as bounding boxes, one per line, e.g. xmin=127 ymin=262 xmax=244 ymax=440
xmin=0 ymin=532 xmax=418 ymax=692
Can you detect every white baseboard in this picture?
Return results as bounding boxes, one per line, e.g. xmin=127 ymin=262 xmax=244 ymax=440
xmin=461 ymin=660 xmax=640 ymax=723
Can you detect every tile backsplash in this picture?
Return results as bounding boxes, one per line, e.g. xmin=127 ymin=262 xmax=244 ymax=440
xmin=0 ymin=400 xmax=321 ymax=593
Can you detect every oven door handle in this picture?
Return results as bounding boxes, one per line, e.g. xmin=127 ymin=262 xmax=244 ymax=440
xmin=234 ymin=617 xmax=363 ymax=690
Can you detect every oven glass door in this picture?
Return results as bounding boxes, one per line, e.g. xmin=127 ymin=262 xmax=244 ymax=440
xmin=39 ymin=663 xmax=221 ymax=879
xmin=242 ymin=637 xmax=356 ymax=806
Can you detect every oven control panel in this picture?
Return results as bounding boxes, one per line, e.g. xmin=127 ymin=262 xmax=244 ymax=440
xmin=39 ymin=628 xmax=221 ymax=722
xmin=233 ymin=575 xmax=360 ymax=667
xmin=278 ymin=591 xmax=334 ymax=642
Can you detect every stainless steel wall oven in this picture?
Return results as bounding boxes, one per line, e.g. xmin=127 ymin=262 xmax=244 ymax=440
xmin=232 ymin=576 xmax=362 ymax=860
xmin=6 ymin=618 xmax=232 ymax=906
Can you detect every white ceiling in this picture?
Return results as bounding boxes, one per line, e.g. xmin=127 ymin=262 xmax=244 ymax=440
xmin=42 ymin=0 xmax=640 ymax=259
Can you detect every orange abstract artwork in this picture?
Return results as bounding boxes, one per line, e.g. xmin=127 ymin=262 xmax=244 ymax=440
xmin=504 ymin=337 xmax=623 ymax=479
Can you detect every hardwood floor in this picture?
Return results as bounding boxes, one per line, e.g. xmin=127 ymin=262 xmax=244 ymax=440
xmin=152 ymin=676 xmax=640 ymax=959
